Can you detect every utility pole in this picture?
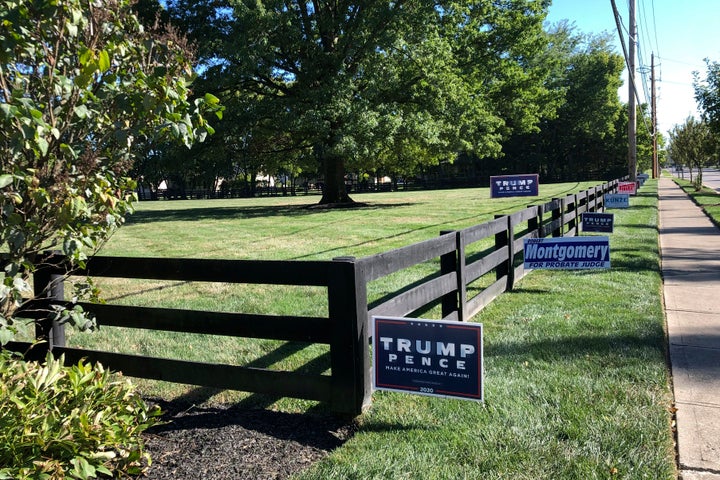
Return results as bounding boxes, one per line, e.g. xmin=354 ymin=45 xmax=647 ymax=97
xmin=628 ymin=0 xmax=637 ymax=181
xmin=651 ymin=53 xmax=658 ymax=178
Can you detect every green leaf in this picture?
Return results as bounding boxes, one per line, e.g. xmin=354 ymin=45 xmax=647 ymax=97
xmin=79 ymin=48 xmax=93 ymax=66
xmin=65 ymin=21 xmax=78 ymax=37
xmin=70 ymin=457 xmax=96 ymax=479
xmin=74 ymin=105 xmax=90 ymax=119
xmin=74 ymin=73 xmax=92 ymax=88
xmin=0 ymin=327 xmax=15 ymax=346
xmin=204 ymin=92 xmax=220 ymax=105
xmin=37 ymin=137 xmax=49 ymax=156
xmin=60 ymin=143 xmax=78 ymax=159
xmin=0 ymin=103 xmax=16 ymax=119
xmin=0 ymin=174 xmax=14 ymax=189
xmin=98 ymin=50 xmax=111 ymax=72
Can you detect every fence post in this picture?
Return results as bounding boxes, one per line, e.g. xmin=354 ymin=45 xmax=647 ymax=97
xmin=494 ymin=215 xmax=515 ymax=292
xmin=528 ymin=204 xmax=541 ymax=238
xmin=33 ymin=266 xmax=66 ymax=355
xmin=440 ymin=230 xmax=465 ymax=322
xmin=568 ymin=194 xmax=578 ymax=236
xmin=328 ymin=256 xmax=371 ymax=416
xmin=551 ymin=198 xmax=564 ymax=237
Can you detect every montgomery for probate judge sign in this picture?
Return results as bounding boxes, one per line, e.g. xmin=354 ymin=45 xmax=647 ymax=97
xmin=372 ymin=316 xmax=484 ymax=402
xmin=523 ymin=236 xmax=611 ymax=270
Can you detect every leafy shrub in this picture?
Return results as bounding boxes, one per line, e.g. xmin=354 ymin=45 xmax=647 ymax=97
xmin=0 ymin=350 xmax=161 ymax=479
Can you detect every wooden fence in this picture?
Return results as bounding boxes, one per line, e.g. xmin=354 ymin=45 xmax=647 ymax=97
xmin=8 ymin=180 xmax=620 ymax=415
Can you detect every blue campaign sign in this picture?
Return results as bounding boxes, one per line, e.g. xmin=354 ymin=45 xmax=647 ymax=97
xmin=372 ymin=316 xmax=483 ymax=402
xmin=523 ymin=236 xmax=610 ymax=270
xmin=605 ymin=193 xmax=629 ymax=209
xmin=490 ymin=174 xmax=539 ymax=198
xmin=582 ymin=212 xmax=614 ymax=233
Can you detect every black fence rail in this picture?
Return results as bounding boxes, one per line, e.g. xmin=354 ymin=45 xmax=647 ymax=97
xmin=7 ymin=179 xmax=620 ymax=415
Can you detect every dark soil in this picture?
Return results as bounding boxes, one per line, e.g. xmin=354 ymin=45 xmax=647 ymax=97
xmin=140 ymin=399 xmax=356 ymax=480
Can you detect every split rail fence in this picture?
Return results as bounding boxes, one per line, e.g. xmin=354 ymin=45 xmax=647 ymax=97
xmin=8 ymin=180 xmax=621 ymax=415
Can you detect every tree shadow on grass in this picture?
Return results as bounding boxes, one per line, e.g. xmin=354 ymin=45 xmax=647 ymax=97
xmin=485 ymin=330 xmax=668 ymax=364
xmin=126 ymin=202 xmax=415 ymax=224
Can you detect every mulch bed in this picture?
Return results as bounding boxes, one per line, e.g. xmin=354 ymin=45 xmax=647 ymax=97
xmin=139 ymin=399 xmax=356 ymax=480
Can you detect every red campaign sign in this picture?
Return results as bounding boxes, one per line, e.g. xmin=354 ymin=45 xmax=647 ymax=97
xmin=617 ymin=181 xmax=637 ymax=195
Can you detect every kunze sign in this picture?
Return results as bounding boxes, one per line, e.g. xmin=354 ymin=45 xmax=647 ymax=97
xmin=372 ymin=316 xmax=483 ymax=402
xmin=523 ymin=236 xmax=610 ymax=269
xmin=605 ymin=193 xmax=629 ymax=209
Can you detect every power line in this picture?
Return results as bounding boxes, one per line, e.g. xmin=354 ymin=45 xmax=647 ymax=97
xmin=649 ymin=0 xmax=661 ymax=60
xmin=657 ymin=56 xmax=705 ymax=70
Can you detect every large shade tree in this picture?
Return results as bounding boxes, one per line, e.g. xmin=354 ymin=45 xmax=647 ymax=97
xmin=501 ymin=25 xmax=627 ymax=181
xmin=165 ymin=0 xmax=557 ymax=204
xmin=0 ymin=0 xmax=221 ymax=342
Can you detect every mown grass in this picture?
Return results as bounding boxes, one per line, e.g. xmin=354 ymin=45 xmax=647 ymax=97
xmin=47 ymin=180 xmax=674 ymax=478
xmin=60 ymin=182 xmax=598 ymax=405
xmin=101 ymin=182 xmax=597 ymax=260
xmin=672 ymin=176 xmax=720 ymax=227
xmin=294 ymin=181 xmax=675 ymax=479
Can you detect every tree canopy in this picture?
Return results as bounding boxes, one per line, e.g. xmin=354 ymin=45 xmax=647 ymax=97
xmin=694 ymin=58 xmax=720 ymax=139
xmin=668 ymin=117 xmax=715 ymax=189
xmin=0 ymin=0 xmax=221 ymax=343
xmin=497 ymin=24 xmax=635 ymax=181
xmin=162 ymin=0 xmax=557 ymax=204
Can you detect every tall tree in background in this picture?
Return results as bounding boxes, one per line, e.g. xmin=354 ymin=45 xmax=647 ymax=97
xmin=166 ymin=0 xmax=556 ymax=204
xmin=694 ymin=58 xmax=720 ymax=168
xmin=668 ymin=117 xmax=715 ymax=189
xmin=694 ymin=59 xmax=720 ymax=137
xmin=502 ymin=25 xmax=626 ymax=181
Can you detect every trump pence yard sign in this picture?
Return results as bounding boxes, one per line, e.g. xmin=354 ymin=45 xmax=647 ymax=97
xmin=523 ymin=236 xmax=610 ymax=270
xmin=582 ymin=212 xmax=614 ymax=233
xmin=372 ymin=316 xmax=483 ymax=402
xmin=490 ymin=174 xmax=539 ymax=198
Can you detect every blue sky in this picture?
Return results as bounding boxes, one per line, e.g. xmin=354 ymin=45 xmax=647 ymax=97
xmin=546 ymin=0 xmax=720 ymax=136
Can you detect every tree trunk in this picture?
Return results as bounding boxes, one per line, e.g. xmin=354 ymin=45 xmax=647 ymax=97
xmin=320 ymin=153 xmax=353 ymax=204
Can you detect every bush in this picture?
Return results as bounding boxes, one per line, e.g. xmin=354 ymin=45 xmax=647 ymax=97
xmin=0 ymin=350 xmax=161 ymax=479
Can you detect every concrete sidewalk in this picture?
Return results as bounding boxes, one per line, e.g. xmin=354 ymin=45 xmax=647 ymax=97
xmin=658 ymin=177 xmax=720 ymax=480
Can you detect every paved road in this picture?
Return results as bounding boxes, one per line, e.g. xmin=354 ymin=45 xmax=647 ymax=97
xmin=671 ymin=167 xmax=720 ymax=192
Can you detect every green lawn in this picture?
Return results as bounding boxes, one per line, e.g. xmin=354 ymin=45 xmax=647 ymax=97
xmin=294 ymin=180 xmax=675 ymax=479
xmin=101 ymin=182 xmax=598 ymax=260
xmin=672 ymin=176 xmax=720 ymax=227
xmin=59 ymin=180 xmax=674 ymax=478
